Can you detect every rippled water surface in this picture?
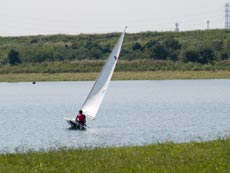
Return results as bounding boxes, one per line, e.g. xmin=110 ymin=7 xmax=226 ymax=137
xmin=0 ymin=80 xmax=230 ymax=152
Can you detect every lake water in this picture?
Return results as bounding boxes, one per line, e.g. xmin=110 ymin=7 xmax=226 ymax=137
xmin=0 ymin=79 xmax=230 ymax=153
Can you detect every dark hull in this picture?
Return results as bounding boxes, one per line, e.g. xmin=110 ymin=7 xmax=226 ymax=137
xmin=66 ymin=119 xmax=86 ymax=130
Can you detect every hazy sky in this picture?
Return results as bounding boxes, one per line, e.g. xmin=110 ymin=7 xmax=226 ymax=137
xmin=0 ymin=0 xmax=228 ymax=36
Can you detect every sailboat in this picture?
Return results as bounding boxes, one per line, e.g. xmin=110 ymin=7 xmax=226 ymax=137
xmin=66 ymin=27 xmax=127 ymax=129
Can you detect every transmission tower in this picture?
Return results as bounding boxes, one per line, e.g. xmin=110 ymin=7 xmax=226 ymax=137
xmin=207 ymin=20 xmax=210 ymax=30
xmin=175 ymin=23 xmax=179 ymax=32
xmin=225 ymin=3 xmax=230 ymax=29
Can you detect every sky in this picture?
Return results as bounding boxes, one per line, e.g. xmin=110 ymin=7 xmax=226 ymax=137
xmin=0 ymin=0 xmax=229 ymax=36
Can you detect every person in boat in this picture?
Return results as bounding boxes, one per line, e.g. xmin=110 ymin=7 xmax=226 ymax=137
xmin=76 ymin=110 xmax=86 ymax=126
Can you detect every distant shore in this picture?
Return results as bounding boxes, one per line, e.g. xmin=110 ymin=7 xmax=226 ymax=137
xmin=0 ymin=71 xmax=230 ymax=82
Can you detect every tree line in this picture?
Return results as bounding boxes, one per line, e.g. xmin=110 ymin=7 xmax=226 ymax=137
xmin=0 ymin=29 xmax=230 ymax=66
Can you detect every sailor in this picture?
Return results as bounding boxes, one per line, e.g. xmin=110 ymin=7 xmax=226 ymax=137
xmin=76 ymin=110 xmax=86 ymax=126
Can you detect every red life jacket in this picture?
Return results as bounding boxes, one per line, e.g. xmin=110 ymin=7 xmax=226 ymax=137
xmin=77 ymin=113 xmax=86 ymax=123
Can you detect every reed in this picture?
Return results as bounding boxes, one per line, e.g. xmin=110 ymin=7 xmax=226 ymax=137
xmin=1 ymin=60 xmax=230 ymax=74
xmin=0 ymin=139 xmax=229 ymax=173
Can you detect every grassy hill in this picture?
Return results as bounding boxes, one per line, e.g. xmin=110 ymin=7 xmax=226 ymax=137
xmin=0 ymin=29 xmax=230 ymax=74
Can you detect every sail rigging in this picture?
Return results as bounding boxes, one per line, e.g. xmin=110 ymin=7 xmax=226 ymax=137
xmin=81 ymin=27 xmax=127 ymax=119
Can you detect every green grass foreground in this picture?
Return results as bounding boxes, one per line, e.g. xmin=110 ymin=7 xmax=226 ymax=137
xmin=0 ymin=70 xmax=230 ymax=82
xmin=0 ymin=139 xmax=230 ymax=173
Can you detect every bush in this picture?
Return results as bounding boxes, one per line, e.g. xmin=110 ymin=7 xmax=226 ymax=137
xmin=8 ymin=49 xmax=21 ymax=65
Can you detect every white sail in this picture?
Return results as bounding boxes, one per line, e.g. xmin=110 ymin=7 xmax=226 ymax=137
xmin=81 ymin=28 xmax=127 ymax=119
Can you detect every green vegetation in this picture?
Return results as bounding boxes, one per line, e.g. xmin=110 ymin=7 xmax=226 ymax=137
xmin=0 ymin=29 xmax=230 ymax=81
xmin=0 ymin=29 xmax=230 ymax=73
xmin=0 ymin=139 xmax=230 ymax=172
xmin=0 ymin=60 xmax=230 ymax=74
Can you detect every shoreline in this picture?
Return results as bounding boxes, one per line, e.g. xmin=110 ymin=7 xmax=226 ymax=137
xmin=0 ymin=70 xmax=230 ymax=82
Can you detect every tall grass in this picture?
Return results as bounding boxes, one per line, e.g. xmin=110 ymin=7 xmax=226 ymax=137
xmin=0 ymin=139 xmax=230 ymax=173
xmin=1 ymin=60 xmax=230 ymax=74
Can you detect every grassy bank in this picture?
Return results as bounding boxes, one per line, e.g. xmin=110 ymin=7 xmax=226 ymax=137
xmin=1 ymin=60 xmax=230 ymax=74
xmin=0 ymin=70 xmax=230 ymax=82
xmin=0 ymin=139 xmax=230 ymax=173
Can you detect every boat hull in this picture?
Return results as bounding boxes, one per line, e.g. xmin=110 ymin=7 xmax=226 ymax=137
xmin=65 ymin=118 xmax=86 ymax=130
